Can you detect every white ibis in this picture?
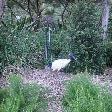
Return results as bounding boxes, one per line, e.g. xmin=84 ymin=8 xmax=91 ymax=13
xmin=50 ymin=53 xmax=76 ymax=72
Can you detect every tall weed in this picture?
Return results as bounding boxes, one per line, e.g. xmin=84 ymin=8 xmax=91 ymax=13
xmin=63 ymin=74 xmax=112 ymax=112
xmin=0 ymin=74 xmax=47 ymax=112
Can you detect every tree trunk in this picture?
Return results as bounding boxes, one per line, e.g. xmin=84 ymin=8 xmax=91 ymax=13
xmin=0 ymin=0 xmax=5 ymax=21
xmin=101 ymin=0 xmax=110 ymax=40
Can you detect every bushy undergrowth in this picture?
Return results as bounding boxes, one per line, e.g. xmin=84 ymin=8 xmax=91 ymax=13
xmin=63 ymin=74 xmax=112 ymax=112
xmin=108 ymin=8 xmax=112 ymax=40
xmin=104 ymin=42 xmax=112 ymax=67
xmin=0 ymin=18 xmax=45 ymax=74
xmin=0 ymin=74 xmax=47 ymax=112
xmin=64 ymin=2 xmax=105 ymax=74
xmin=106 ymin=9 xmax=112 ymax=67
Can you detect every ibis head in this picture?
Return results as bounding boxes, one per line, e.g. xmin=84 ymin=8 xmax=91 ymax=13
xmin=48 ymin=62 xmax=52 ymax=68
xmin=68 ymin=52 xmax=76 ymax=61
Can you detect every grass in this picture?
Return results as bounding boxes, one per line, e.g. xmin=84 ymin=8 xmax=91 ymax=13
xmin=63 ymin=73 xmax=112 ymax=112
xmin=0 ymin=74 xmax=47 ymax=112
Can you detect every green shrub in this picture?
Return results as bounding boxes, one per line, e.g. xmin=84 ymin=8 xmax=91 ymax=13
xmin=104 ymin=42 xmax=112 ymax=67
xmin=108 ymin=8 xmax=112 ymax=40
xmin=0 ymin=74 xmax=47 ymax=112
xmin=0 ymin=18 xmax=45 ymax=74
xmin=106 ymin=8 xmax=112 ymax=67
xmin=63 ymin=74 xmax=112 ymax=112
xmin=64 ymin=1 xmax=105 ymax=74
xmin=51 ymin=30 xmax=70 ymax=59
xmin=0 ymin=88 xmax=8 ymax=105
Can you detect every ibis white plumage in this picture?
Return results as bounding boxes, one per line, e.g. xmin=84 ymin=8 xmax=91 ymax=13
xmin=51 ymin=59 xmax=71 ymax=71
xmin=50 ymin=53 xmax=76 ymax=72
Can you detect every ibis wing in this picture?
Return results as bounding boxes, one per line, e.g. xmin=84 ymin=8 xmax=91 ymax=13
xmin=51 ymin=59 xmax=71 ymax=71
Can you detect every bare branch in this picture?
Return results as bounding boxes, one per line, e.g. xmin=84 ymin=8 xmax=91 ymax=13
xmin=0 ymin=0 xmax=5 ymax=21
xmin=27 ymin=0 xmax=33 ymax=21
xmin=62 ymin=1 xmax=68 ymax=25
xmin=58 ymin=0 xmax=70 ymax=25
xmin=11 ymin=0 xmax=29 ymax=13
xmin=29 ymin=0 xmax=37 ymax=14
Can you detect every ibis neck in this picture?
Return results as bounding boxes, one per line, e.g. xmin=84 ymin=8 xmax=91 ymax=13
xmin=68 ymin=59 xmax=71 ymax=62
xmin=69 ymin=58 xmax=74 ymax=61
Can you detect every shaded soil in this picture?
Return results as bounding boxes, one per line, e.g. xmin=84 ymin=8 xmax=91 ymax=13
xmin=23 ymin=69 xmax=73 ymax=112
xmin=92 ymin=68 xmax=112 ymax=92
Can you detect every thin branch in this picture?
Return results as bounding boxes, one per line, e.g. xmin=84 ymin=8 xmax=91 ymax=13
xmin=35 ymin=0 xmax=43 ymax=18
xmin=36 ymin=0 xmax=40 ymax=13
xmin=27 ymin=0 xmax=33 ymax=21
xmin=29 ymin=0 xmax=37 ymax=14
xmin=58 ymin=0 xmax=69 ymax=25
xmin=0 ymin=0 xmax=5 ymax=21
xmin=11 ymin=0 xmax=29 ymax=13
xmin=7 ymin=5 xmax=16 ymax=18
xmin=1 ymin=20 xmax=7 ymax=28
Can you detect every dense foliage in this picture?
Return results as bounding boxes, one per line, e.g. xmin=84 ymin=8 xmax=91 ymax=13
xmin=106 ymin=9 xmax=112 ymax=67
xmin=63 ymin=2 xmax=105 ymax=74
xmin=0 ymin=0 xmax=112 ymax=75
xmin=0 ymin=17 xmax=45 ymax=74
xmin=104 ymin=42 xmax=112 ymax=67
xmin=63 ymin=74 xmax=112 ymax=112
